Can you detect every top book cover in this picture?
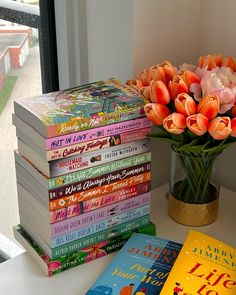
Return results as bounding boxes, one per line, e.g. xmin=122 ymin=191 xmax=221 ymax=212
xmin=14 ymin=78 xmax=147 ymax=138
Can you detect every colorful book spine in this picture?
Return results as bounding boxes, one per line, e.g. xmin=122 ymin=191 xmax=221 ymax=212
xmin=49 ymin=139 xmax=150 ymax=177
xmin=51 ymin=196 xmax=150 ymax=237
xmin=49 ymin=172 xmax=151 ymax=211
xmin=15 ymin=151 xmax=151 ymax=190
xmin=48 ymin=152 xmax=151 ymax=189
xmin=13 ymin=222 xmax=156 ymax=277
xmin=48 ymin=162 xmax=151 ymax=201
xmin=52 ymin=215 xmax=150 ymax=248
xmin=46 ymin=128 xmax=150 ymax=161
xmin=46 ymin=117 xmax=152 ymax=150
xmin=50 ymin=182 xmax=151 ymax=223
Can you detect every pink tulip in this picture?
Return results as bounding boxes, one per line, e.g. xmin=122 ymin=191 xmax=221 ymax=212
xmin=150 ymin=80 xmax=170 ymax=105
xmin=168 ymin=75 xmax=188 ymax=100
xmin=197 ymin=94 xmax=219 ymax=120
xmin=163 ymin=112 xmax=186 ymax=134
xmin=144 ymin=103 xmax=170 ymax=125
xmin=187 ymin=114 xmax=209 ymax=136
xmin=175 ymin=93 xmax=197 ymax=117
xmin=208 ymin=117 xmax=232 ymax=140
xmin=231 ymin=118 xmax=236 ymax=137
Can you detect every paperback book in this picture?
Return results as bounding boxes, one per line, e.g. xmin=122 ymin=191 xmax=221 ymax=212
xmin=86 ymin=233 xmax=182 ymax=294
xmin=13 ymin=223 xmax=156 ymax=277
xmin=14 ymin=78 xmax=148 ymax=138
xmin=160 ymin=230 xmax=236 ymax=295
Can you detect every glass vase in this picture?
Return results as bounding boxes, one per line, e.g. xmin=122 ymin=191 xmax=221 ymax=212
xmin=168 ymin=147 xmax=221 ymax=226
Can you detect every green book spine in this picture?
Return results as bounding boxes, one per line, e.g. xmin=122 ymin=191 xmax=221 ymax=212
xmin=14 ymin=222 xmax=156 ymax=277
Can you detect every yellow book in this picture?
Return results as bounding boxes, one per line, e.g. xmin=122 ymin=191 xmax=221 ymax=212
xmin=160 ymin=230 xmax=236 ymax=295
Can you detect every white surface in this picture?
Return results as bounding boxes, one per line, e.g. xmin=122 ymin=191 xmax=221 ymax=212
xmin=0 ymin=184 xmax=235 ymax=295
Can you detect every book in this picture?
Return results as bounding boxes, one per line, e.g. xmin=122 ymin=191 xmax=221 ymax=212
xmin=16 ymin=127 xmax=150 ymax=161
xmin=17 ymin=138 xmax=151 ymax=177
xmin=14 ymin=150 xmax=151 ymax=190
xmin=15 ymin=160 xmax=151 ymax=202
xmin=86 ymin=233 xmax=182 ymax=294
xmin=160 ymin=230 xmax=236 ymax=295
xmin=13 ymin=223 xmax=156 ymax=277
xmin=13 ymin=114 xmax=152 ymax=151
xmin=14 ymin=78 xmax=147 ymax=138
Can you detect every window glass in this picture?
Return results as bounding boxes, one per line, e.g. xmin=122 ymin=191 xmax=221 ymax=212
xmin=0 ymin=19 xmax=41 ymax=242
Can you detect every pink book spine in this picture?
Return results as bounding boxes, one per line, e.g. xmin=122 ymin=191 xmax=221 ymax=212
xmin=51 ymin=192 xmax=150 ymax=237
xmin=49 ymin=182 xmax=151 ymax=223
xmin=45 ymin=117 xmax=152 ymax=150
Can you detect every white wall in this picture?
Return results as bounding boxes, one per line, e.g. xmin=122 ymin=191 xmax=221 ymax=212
xmin=55 ymin=0 xmax=236 ymax=191
xmin=85 ymin=0 xmax=133 ymax=82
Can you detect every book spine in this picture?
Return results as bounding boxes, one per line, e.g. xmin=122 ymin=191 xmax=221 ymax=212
xmin=48 ymin=162 xmax=151 ymax=201
xmin=50 ymin=182 xmax=151 ymax=223
xmin=50 ymin=215 xmax=150 ymax=249
xmin=49 ymin=172 xmax=151 ymax=211
xmin=46 ymin=117 xmax=152 ymax=150
xmin=49 ymin=139 xmax=150 ymax=177
xmin=51 ymin=195 xmax=150 ymax=237
xmin=47 ymin=105 xmax=145 ymax=137
xmin=46 ymin=128 xmax=150 ymax=161
xmin=48 ymin=152 xmax=151 ymax=189
xmin=51 ymin=207 xmax=150 ymax=258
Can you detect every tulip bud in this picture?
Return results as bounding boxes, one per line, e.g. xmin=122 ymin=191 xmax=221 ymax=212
xmin=163 ymin=112 xmax=186 ymax=134
xmin=175 ymin=93 xmax=197 ymax=117
xmin=139 ymin=86 xmax=150 ymax=100
xmin=198 ymin=94 xmax=219 ymax=120
xmin=208 ymin=117 xmax=232 ymax=140
xmin=168 ymin=75 xmax=188 ymax=100
xmin=140 ymin=68 xmax=152 ymax=86
xmin=231 ymin=118 xmax=236 ymax=137
xmin=144 ymin=103 xmax=170 ymax=126
xmin=150 ymin=80 xmax=170 ymax=105
xmin=126 ymin=79 xmax=144 ymax=90
xmin=187 ymin=114 xmax=209 ymax=136
xmin=181 ymin=70 xmax=200 ymax=88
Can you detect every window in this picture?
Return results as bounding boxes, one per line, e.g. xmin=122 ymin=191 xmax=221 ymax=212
xmin=0 ymin=0 xmax=59 ymax=244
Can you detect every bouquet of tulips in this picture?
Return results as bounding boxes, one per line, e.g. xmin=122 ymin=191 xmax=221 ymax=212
xmin=127 ymin=54 xmax=236 ymax=204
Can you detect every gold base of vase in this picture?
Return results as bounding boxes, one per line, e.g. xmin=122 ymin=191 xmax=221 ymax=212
xmin=168 ymin=193 xmax=219 ymax=226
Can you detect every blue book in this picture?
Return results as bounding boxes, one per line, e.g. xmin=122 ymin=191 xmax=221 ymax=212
xmin=86 ymin=233 xmax=182 ymax=295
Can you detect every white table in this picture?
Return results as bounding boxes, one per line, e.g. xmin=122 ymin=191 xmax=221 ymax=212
xmin=0 ymin=184 xmax=235 ymax=295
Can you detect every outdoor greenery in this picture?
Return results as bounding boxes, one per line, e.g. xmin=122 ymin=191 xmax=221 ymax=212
xmin=0 ymin=76 xmax=17 ymax=114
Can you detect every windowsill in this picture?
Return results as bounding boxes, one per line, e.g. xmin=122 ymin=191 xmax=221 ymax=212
xmin=0 ymin=183 xmax=235 ymax=293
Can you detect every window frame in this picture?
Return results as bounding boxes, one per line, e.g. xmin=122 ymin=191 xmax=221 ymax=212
xmin=0 ymin=0 xmax=59 ymax=93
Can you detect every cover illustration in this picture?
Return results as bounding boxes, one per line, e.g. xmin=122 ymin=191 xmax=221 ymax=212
xmin=14 ymin=79 xmax=147 ymax=137
xmin=160 ymin=230 xmax=236 ymax=295
xmin=86 ymin=233 xmax=182 ymax=294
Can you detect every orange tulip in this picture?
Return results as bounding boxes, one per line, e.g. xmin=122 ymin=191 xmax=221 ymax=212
xmin=197 ymin=94 xmax=219 ymax=120
xmin=232 ymin=105 xmax=236 ymax=117
xmin=150 ymin=80 xmax=170 ymax=105
xmin=144 ymin=103 xmax=170 ymax=126
xmin=175 ymin=93 xmax=197 ymax=117
xmin=126 ymin=79 xmax=144 ymax=90
xmin=222 ymin=56 xmax=236 ymax=72
xmin=231 ymin=118 xmax=236 ymax=137
xmin=150 ymin=61 xmax=176 ymax=84
xmin=186 ymin=113 xmax=209 ymax=136
xmin=168 ymin=75 xmax=188 ymax=100
xmin=139 ymin=86 xmax=150 ymax=100
xmin=163 ymin=112 xmax=186 ymax=134
xmin=208 ymin=117 xmax=232 ymax=140
xmin=140 ymin=68 xmax=152 ymax=86
xmin=181 ymin=70 xmax=200 ymax=88
xmin=198 ymin=54 xmax=217 ymax=70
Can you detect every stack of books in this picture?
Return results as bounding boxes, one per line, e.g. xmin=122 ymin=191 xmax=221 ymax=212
xmin=12 ymin=78 xmax=156 ymax=276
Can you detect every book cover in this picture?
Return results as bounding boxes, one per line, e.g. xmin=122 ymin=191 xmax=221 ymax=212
xmin=13 ymin=222 xmax=156 ymax=277
xmin=160 ymin=230 xmax=236 ymax=295
xmin=14 ymin=78 xmax=147 ymax=137
xmin=86 ymin=233 xmax=182 ymax=294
